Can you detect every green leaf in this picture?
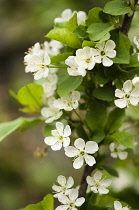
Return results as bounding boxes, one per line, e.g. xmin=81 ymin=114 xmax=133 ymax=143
xmin=105 ymin=108 xmax=125 ymax=134
xmin=91 ymin=129 xmax=105 ymax=143
xmin=9 ymin=89 xmax=18 ymax=100
xmin=111 ymin=131 xmax=134 ymax=149
xmin=44 ymin=124 xmax=55 ymax=137
xmin=74 ymin=25 xmax=88 ymax=39
xmin=103 ymin=0 xmax=132 ymax=15
xmin=103 ymin=165 xmax=119 ymax=177
xmin=67 ymin=13 xmax=78 ymax=32
xmin=57 ymin=75 xmax=83 ymax=97
xmin=97 ymin=194 xmax=116 ymax=208
xmin=87 ymin=23 xmax=114 ymax=42
xmin=17 ymin=83 xmax=43 ymax=109
xmin=46 ymin=28 xmax=82 ymax=49
xmin=86 ymin=100 xmax=107 ymax=132
xmin=76 ymin=124 xmax=89 ymax=142
xmin=24 ymin=194 xmax=54 ymax=210
xmin=112 ymin=31 xmax=131 ymax=64
xmin=82 ymin=40 xmax=96 ymax=48
xmin=93 ymin=85 xmax=115 ymax=101
xmin=86 ymin=7 xmax=103 ymax=26
xmin=51 ymin=52 xmax=73 ymax=64
xmin=0 ymin=117 xmax=44 ymax=142
xmin=125 ymin=54 xmax=139 ymax=68
xmin=95 ymin=69 xmax=109 ymax=85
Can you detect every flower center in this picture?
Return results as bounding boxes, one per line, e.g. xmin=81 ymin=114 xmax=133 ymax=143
xmin=80 ymin=151 xmax=85 ymax=156
xmin=101 ymin=51 xmax=106 ymax=56
xmin=125 ymin=93 xmax=130 ymax=98
xmin=86 ymin=58 xmax=91 ymax=63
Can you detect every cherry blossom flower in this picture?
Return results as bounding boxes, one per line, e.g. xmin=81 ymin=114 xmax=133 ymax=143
xmin=54 ymin=9 xmax=87 ymax=24
xmin=133 ymin=34 xmax=139 ymax=49
xmin=92 ymin=40 xmax=116 ymax=66
xmin=109 ymin=142 xmax=128 ymax=160
xmin=52 ymin=175 xmax=74 ymax=198
xmin=41 ymin=97 xmax=63 ymax=123
xmin=43 ymin=40 xmax=63 ymax=56
xmin=56 ymin=189 xmax=85 ymax=210
xmin=54 ymin=91 xmax=80 ymax=111
xmin=65 ymin=138 xmax=99 ymax=169
xmin=114 ymin=80 xmax=139 ymax=108
xmin=74 ymin=47 xmax=96 ymax=70
xmin=132 ymin=76 xmax=139 ymax=87
xmin=65 ymin=56 xmax=86 ymax=77
xmin=42 ymin=74 xmax=58 ymax=98
xmin=114 ymin=201 xmax=129 ymax=210
xmin=87 ymin=171 xmax=111 ymax=194
xmin=44 ymin=122 xmax=71 ymax=151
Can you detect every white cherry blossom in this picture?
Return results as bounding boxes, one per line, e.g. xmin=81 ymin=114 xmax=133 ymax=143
xmin=56 ymin=189 xmax=85 ymax=210
xmin=114 ymin=80 xmax=139 ymax=108
xmin=52 ymin=175 xmax=74 ymax=198
xmin=114 ymin=201 xmax=129 ymax=210
xmin=133 ymin=34 xmax=139 ymax=49
xmin=132 ymin=76 xmax=139 ymax=87
xmin=43 ymin=74 xmax=58 ymax=98
xmin=65 ymin=56 xmax=86 ymax=77
xmin=74 ymin=47 xmax=96 ymax=70
xmin=41 ymin=97 xmax=63 ymax=123
xmin=87 ymin=171 xmax=111 ymax=194
xmin=44 ymin=122 xmax=71 ymax=151
xmin=109 ymin=142 xmax=128 ymax=160
xmin=43 ymin=40 xmax=63 ymax=56
xmin=65 ymin=138 xmax=99 ymax=169
xmin=92 ymin=40 xmax=116 ymax=67
xmin=54 ymin=91 xmax=80 ymax=111
xmin=54 ymin=9 xmax=87 ymax=24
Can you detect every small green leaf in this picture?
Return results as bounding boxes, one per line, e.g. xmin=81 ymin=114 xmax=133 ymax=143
xmin=95 ymin=69 xmax=109 ymax=85
xmin=125 ymin=54 xmax=139 ymax=68
xmin=82 ymin=40 xmax=96 ymax=48
xmin=57 ymin=75 xmax=83 ymax=97
xmin=0 ymin=117 xmax=43 ymax=142
xmin=105 ymin=108 xmax=125 ymax=134
xmin=112 ymin=31 xmax=131 ymax=64
xmin=104 ymin=0 xmax=132 ymax=15
xmin=86 ymin=100 xmax=107 ymax=132
xmin=24 ymin=194 xmax=54 ymax=210
xmin=103 ymin=165 xmax=119 ymax=177
xmin=46 ymin=28 xmax=82 ymax=49
xmin=112 ymin=131 xmax=134 ymax=149
xmin=17 ymin=83 xmax=43 ymax=109
xmin=74 ymin=25 xmax=88 ymax=39
xmin=76 ymin=124 xmax=89 ymax=142
xmin=91 ymin=129 xmax=105 ymax=143
xmin=87 ymin=23 xmax=114 ymax=42
xmin=93 ymin=85 xmax=115 ymax=101
xmin=51 ymin=52 xmax=73 ymax=64
xmin=67 ymin=13 xmax=78 ymax=32
xmin=86 ymin=7 xmax=103 ymax=26
xmin=44 ymin=124 xmax=56 ymax=137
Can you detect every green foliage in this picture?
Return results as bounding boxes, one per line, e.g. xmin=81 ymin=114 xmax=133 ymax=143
xmin=125 ymin=54 xmax=139 ymax=68
xmin=0 ymin=117 xmax=43 ymax=142
xmin=66 ymin=13 xmax=78 ymax=32
xmin=86 ymin=100 xmax=107 ymax=132
xmin=51 ymin=52 xmax=73 ymax=64
xmin=76 ymin=124 xmax=89 ymax=141
xmin=108 ymin=131 xmax=134 ymax=149
xmin=87 ymin=23 xmax=114 ymax=42
xmin=112 ymin=31 xmax=131 ymax=64
xmin=17 ymin=83 xmax=44 ymax=111
xmin=95 ymin=69 xmax=109 ymax=85
xmin=93 ymin=85 xmax=115 ymax=101
xmin=57 ymin=75 xmax=83 ymax=97
xmin=103 ymin=165 xmax=119 ymax=177
xmin=86 ymin=7 xmax=103 ymax=26
xmin=103 ymin=0 xmax=132 ymax=15
xmin=91 ymin=129 xmax=105 ymax=143
xmin=46 ymin=28 xmax=82 ymax=49
xmin=74 ymin=25 xmax=88 ymax=39
xmin=24 ymin=194 xmax=54 ymax=210
xmin=44 ymin=124 xmax=55 ymax=137
xmin=105 ymin=108 xmax=125 ymax=134
xmin=82 ymin=40 xmax=96 ymax=48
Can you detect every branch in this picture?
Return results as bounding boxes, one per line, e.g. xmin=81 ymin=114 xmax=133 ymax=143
xmin=121 ymin=0 xmax=138 ymax=36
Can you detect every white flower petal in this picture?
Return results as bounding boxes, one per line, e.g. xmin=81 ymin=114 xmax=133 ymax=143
xmin=105 ymin=40 xmax=116 ymax=51
xmin=56 ymin=122 xmax=64 ymax=136
xmin=57 ymin=175 xmax=67 ymax=186
xmin=44 ymin=136 xmax=57 ymax=146
xmin=118 ymin=151 xmax=128 ymax=160
xmin=123 ymin=80 xmax=132 ymax=93
xmin=91 ymin=186 xmax=98 ymax=193
xmin=69 ymin=189 xmax=78 ymax=201
xmin=131 ymin=88 xmax=139 ymax=97
xmin=111 ymin=152 xmax=118 ymax=158
xmin=94 ymin=171 xmax=102 ymax=182
xmin=84 ymin=154 xmax=96 ymax=166
xmin=73 ymin=156 xmax=84 ymax=169
xmin=98 ymin=186 xmax=109 ymax=194
xmin=102 ymin=56 xmax=113 ymax=67
xmin=55 ymin=205 xmax=69 ymax=210
xmin=115 ymin=89 xmax=125 ymax=98
xmin=129 ymin=97 xmax=139 ymax=106
xmin=51 ymin=141 xmax=62 ymax=151
xmin=86 ymin=176 xmax=95 ymax=186
xmin=96 ymin=42 xmax=105 ymax=51
xmin=132 ymin=77 xmax=139 ymax=86
xmin=74 ymin=138 xmax=85 ymax=151
xmin=101 ymin=179 xmax=112 ymax=187
xmin=114 ymin=201 xmax=122 ymax=210
xmin=65 ymin=146 xmax=79 ymax=157
xmin=75 ymin=197 xmax=85 ymax=207
xmin=52 ymin=185 xmax=62 ymax=192
xmin=66 ymin=177 xmax=74 ymax=188
xmin=106 ymin=50 xmax=116 ymax=58
xmin=85 ymin=141 xmax=99 ymax=154
xmin=64 ymin=125 xmax=71 ymax=137
xmin=114 ymin=99 xmax=127 ymax=108
xmin=63 ymin=137 xmax=70 ymax=147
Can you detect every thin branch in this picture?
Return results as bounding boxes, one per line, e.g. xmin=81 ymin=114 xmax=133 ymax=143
xmin=121 ymin=0 xmax=138 ymax=36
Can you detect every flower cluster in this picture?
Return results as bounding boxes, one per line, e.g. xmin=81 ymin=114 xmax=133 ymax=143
xmin=114 ymin=78 xmax=139 ymax=108
xmin=65 ymin=40 xmax=116 ymax=77
xmin=54 ymin=9 xmax=87 ymax=24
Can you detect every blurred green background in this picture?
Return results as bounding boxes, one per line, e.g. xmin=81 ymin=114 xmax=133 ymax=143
xmin=0 ymin=0 xmax=139 ymax=209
